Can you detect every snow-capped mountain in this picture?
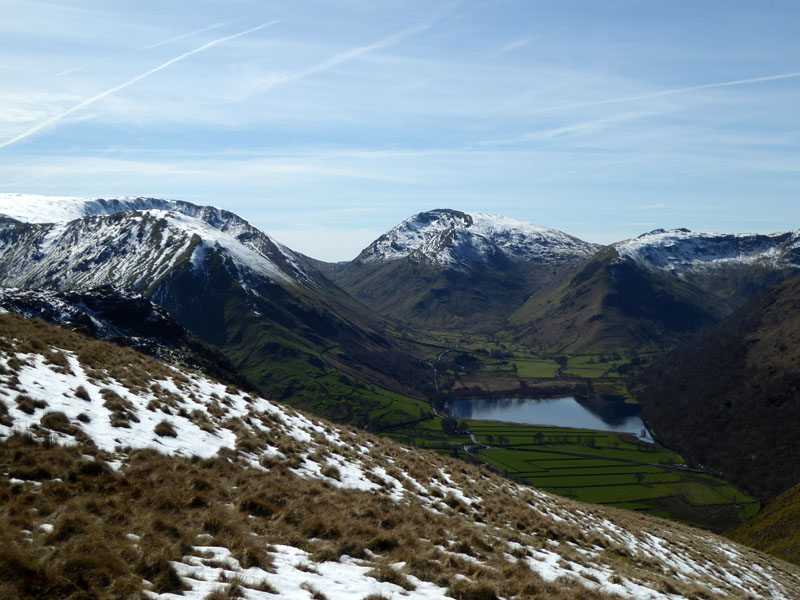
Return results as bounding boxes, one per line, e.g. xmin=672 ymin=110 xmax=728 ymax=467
xmin=0 ymin=194 xmax=313 ymax=290
xmin=2 ymin=313 xmax=799 ymax=599
xmin=325 ymin=209 xmax=601 ymax=330
xmin=357 ymin=208 xmax=599 ymax=269
xmin=0 ymin=194 xmax=430 ymax=410
xmin=616 ymin=227 xmax=800 ymax=274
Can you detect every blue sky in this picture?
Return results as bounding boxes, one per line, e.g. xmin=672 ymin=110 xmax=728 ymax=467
xmin=2 ymin=0 xmax=799 ymax=261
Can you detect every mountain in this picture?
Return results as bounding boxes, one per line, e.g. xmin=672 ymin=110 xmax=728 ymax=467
xmin=1 ymin=312 xmax=798 ymax=599
xmin=630 ymin=272 xmax=800 ymax=500
xmin=324 ymin=209 xmax=599 ymax=330
xmin=0 ymin=285 xmax=253 ymax=391
xmin=0 ymin=195 xmax=431 ymax=424
xmin=510 ymin=228 xmax=800 ymax=352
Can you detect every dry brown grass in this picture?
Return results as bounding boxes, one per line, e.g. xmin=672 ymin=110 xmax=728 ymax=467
xmin=1 ymin=313 xmax=796 ymax=600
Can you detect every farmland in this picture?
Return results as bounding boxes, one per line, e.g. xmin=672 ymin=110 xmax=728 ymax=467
xmin=383 ymin=419 xmax=759 ymax=532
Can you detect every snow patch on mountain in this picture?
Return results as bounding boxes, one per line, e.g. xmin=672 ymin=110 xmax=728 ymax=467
xmin=616 ymin=228 xmax=800 ymax=273
xmin=359 ymin=208 xmax=599 ymax=268
xmin=0 ymin=194 xmax=314 ymax=289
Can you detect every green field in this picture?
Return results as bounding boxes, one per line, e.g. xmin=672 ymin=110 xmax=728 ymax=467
xmin=510 ymin=358 xmax=560 ymax=378
xmin=383 ymin=417 xmax=758 ymax=533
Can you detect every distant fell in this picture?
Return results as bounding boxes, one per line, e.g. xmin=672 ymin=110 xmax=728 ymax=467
xmin=326 ymin=208 xmax=597 ymax=331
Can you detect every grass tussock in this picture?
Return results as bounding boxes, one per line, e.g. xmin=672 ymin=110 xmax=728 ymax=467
xmin=154 ymin=420 xmax=177 ymax=437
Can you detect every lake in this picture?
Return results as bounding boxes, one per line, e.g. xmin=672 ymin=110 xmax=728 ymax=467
xmin=445 ymin=396 xmax=652 ymax=441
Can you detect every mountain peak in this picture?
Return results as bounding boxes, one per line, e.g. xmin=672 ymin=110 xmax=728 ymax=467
xmin=357 ymin=208 xmax=599 ymax=268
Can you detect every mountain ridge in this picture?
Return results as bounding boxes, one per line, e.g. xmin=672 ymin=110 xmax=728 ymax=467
xmin=0 ymin=195 xmax=433 ymax=422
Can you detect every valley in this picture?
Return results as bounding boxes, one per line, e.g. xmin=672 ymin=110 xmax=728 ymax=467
xmin=0 ymin=195 xmax=798 ymax=598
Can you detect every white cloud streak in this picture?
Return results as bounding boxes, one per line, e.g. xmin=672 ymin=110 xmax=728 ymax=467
xmin=253 ymin=23 xmax=430 ymax=93
xmin=0 ymin=21 xmax=278 ymax=149
xmin=529 ymin=71 xmax=800 ymax=114
xmin=56 ymin=21 xmax=233 ymax=77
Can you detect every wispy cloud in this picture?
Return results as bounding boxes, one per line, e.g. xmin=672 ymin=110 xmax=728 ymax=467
xmin=252 ymin=23 xmax=430 ymax=93
xmin=528 ymin=71 xmax=800 ymax=115
xmin=492 ymin=36 xmax=535 ymax=56
xmin=0 ymin=21 xmax=278 ymax=149
xmin=56 ymin=21 xmax=233 ymax=77
xmin=477 ymin=112 xmax=652 ymax=147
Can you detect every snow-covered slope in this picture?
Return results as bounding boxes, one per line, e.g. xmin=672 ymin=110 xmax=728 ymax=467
xmin=0 ymin=193 xmax=313 ymax=290
xmin=1 ymin=313 xmax=799 ymax=600
xmin=358 ymin=208 xmax=599 ymax=268
xmin=616 ymin=228 xmax=800 ymax=274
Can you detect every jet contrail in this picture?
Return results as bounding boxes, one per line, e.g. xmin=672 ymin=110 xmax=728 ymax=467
xmin=529 ymin=71 xmax=800 ymax=115
xmin=56 ymin=21 xmax=233 ymax=77
xmin=1 ymin=21 xmax=277 ymax=150
xmin=256 ymin=23 xmax=430 ymax=92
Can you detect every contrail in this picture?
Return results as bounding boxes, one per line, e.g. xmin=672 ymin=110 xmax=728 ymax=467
xmin=529 ymin=71 xmax=800 ymax=115
xmin=1 ymin=21 xmax=277 ymax=150
xmin=256 ymin=23 xmax=430 ymax=92
xmin=138 ymin=21 xmax=233 ymax=51
xmin=56 ymin=21 xmax=233 ymax=77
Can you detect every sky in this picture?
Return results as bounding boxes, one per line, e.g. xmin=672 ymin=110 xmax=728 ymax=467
xmin=1 ymin=0 xmax=799 ymax=261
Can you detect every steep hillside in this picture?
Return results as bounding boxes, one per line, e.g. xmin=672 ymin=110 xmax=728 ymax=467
xmin=511 ymin=229 xmax=800 ymax=352
xmin=631 ymin=273 xmax=800 ymax=500
xmin=0 ymin=286 xmax=252 ymax=390
xmin=0 ymin=195 xmax=431 ymax=424
xmin=1 ymin=313 xmax=798 ymax=599
xmin=728 ymin=483 xmax=800 ymax=566
xmin=327 ymin=209 xmax=598 ymax=330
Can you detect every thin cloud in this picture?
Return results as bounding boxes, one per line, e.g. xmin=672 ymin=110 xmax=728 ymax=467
xmin=254 ymin=23 xmax=430 ymax=93
xmin=0 ymin=21 xmax=278 ymax=150
xmin=529 ymin=71 xmax=800 ymax=115
xmin=56 ymin=21 xmax=233 ymax=77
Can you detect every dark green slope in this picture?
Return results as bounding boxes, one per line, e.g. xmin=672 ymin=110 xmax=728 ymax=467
xmin=508 ymin=249 xmax=724 ymax=352
xmin=326 ymin=253 xmax=577 ymax=332
xmin=631 ymin=273 xmax=800 ymax=500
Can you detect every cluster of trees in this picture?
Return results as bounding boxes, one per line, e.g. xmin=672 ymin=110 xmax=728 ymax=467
xmin=441 ymin=416 xmax=469 ymax=435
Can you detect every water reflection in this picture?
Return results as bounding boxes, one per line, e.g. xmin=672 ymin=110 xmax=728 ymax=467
xmin=445 ymin=396 xmax=651 ymax=440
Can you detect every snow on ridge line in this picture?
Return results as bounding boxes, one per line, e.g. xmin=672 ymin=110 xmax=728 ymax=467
xmin=0 ymin=193 xmax=187 ymax=224
xmin=615 ymin=227 xmax=800 ymax=270
xmin=0 ymin=196 xmax=311 ymax=287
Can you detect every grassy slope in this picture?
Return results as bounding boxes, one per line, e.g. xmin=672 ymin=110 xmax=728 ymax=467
xmin=326 ymin=254 xmax=583 ymax=333
xmin=727 ymin=483 xmax=800 ymax=566
xmin=508 ymin=248 xmax=724 ymax=353
xmin=4 ymin=317 xmax=796 ymax=599
xmin=631 ymin=273 xmax=800 ymax=501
